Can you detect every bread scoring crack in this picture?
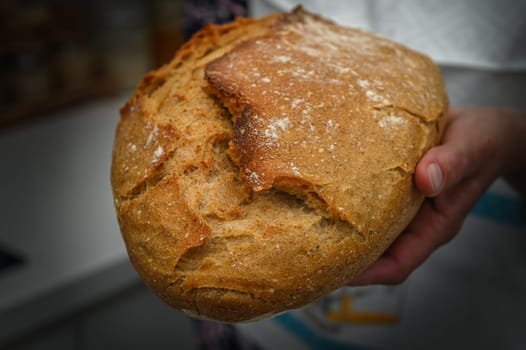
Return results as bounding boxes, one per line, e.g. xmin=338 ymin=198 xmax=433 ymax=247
xmin=190 ymin=287 xmax=279 ymax=322
xmin=373 ymin=105 xmax=441 ymax=129
xmin=312 ymin=217 xmax=366 ymax=244
xmin=111 ymin=98 xmax=182 ymax=206
xmin=118 ymin=156 xmax=172 ymax=203
xmin=386 ymin=166 xmax=412 ymax=177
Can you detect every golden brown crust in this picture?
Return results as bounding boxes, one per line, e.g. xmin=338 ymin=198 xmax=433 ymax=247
xmin=205 ymin=8 xmax=447 ymax=234
xmin=111 ymin=7 xmax=447 ymax=322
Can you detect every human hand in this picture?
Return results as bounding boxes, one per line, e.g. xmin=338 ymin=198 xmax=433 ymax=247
xmin=351 ymin=107 xmax=526 ymax=285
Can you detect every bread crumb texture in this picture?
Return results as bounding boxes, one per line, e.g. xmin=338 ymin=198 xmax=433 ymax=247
xmin=111 ymin=7 xmax=447 ymax=322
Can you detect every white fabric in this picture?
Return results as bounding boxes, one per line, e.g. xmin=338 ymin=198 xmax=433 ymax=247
xmin=249 ymin=0 xmax=526 ymax=70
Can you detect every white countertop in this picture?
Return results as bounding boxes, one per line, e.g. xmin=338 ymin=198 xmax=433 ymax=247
xmin=0 ymin=95 xmax=140 ymax=344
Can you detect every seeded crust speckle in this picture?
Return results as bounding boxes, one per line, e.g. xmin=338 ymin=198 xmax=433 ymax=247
xmin=111 ymin=7 xmax=447 ymax=322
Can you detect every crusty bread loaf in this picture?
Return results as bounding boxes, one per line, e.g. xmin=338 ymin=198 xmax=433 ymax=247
xmin=111 ymin=7 xmax=447 ymax=322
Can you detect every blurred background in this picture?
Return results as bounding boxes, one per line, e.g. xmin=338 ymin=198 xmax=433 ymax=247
xmin=0 ymin=0 xmax=246 ymax=349
xmin=0 ymin=0 xmax=247 ymax=126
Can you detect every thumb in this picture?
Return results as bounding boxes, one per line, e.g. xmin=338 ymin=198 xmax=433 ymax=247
xmin=415 ymin=141 xmax=470 ymax=198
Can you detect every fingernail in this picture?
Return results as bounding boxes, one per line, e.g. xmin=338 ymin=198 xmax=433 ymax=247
xmin=428 ymin=163 xmax=444 ymax=195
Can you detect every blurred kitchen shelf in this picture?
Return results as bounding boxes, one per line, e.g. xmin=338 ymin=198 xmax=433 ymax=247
xmin=0 ymin=77 xmax=118 ymax=128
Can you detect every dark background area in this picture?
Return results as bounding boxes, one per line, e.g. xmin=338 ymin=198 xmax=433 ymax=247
xmin=0 ymin=0 xmax=247 ymax=127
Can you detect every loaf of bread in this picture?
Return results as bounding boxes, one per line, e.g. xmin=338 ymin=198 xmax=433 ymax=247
xmin=111 ymin=7 xmax=447 ymax=322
